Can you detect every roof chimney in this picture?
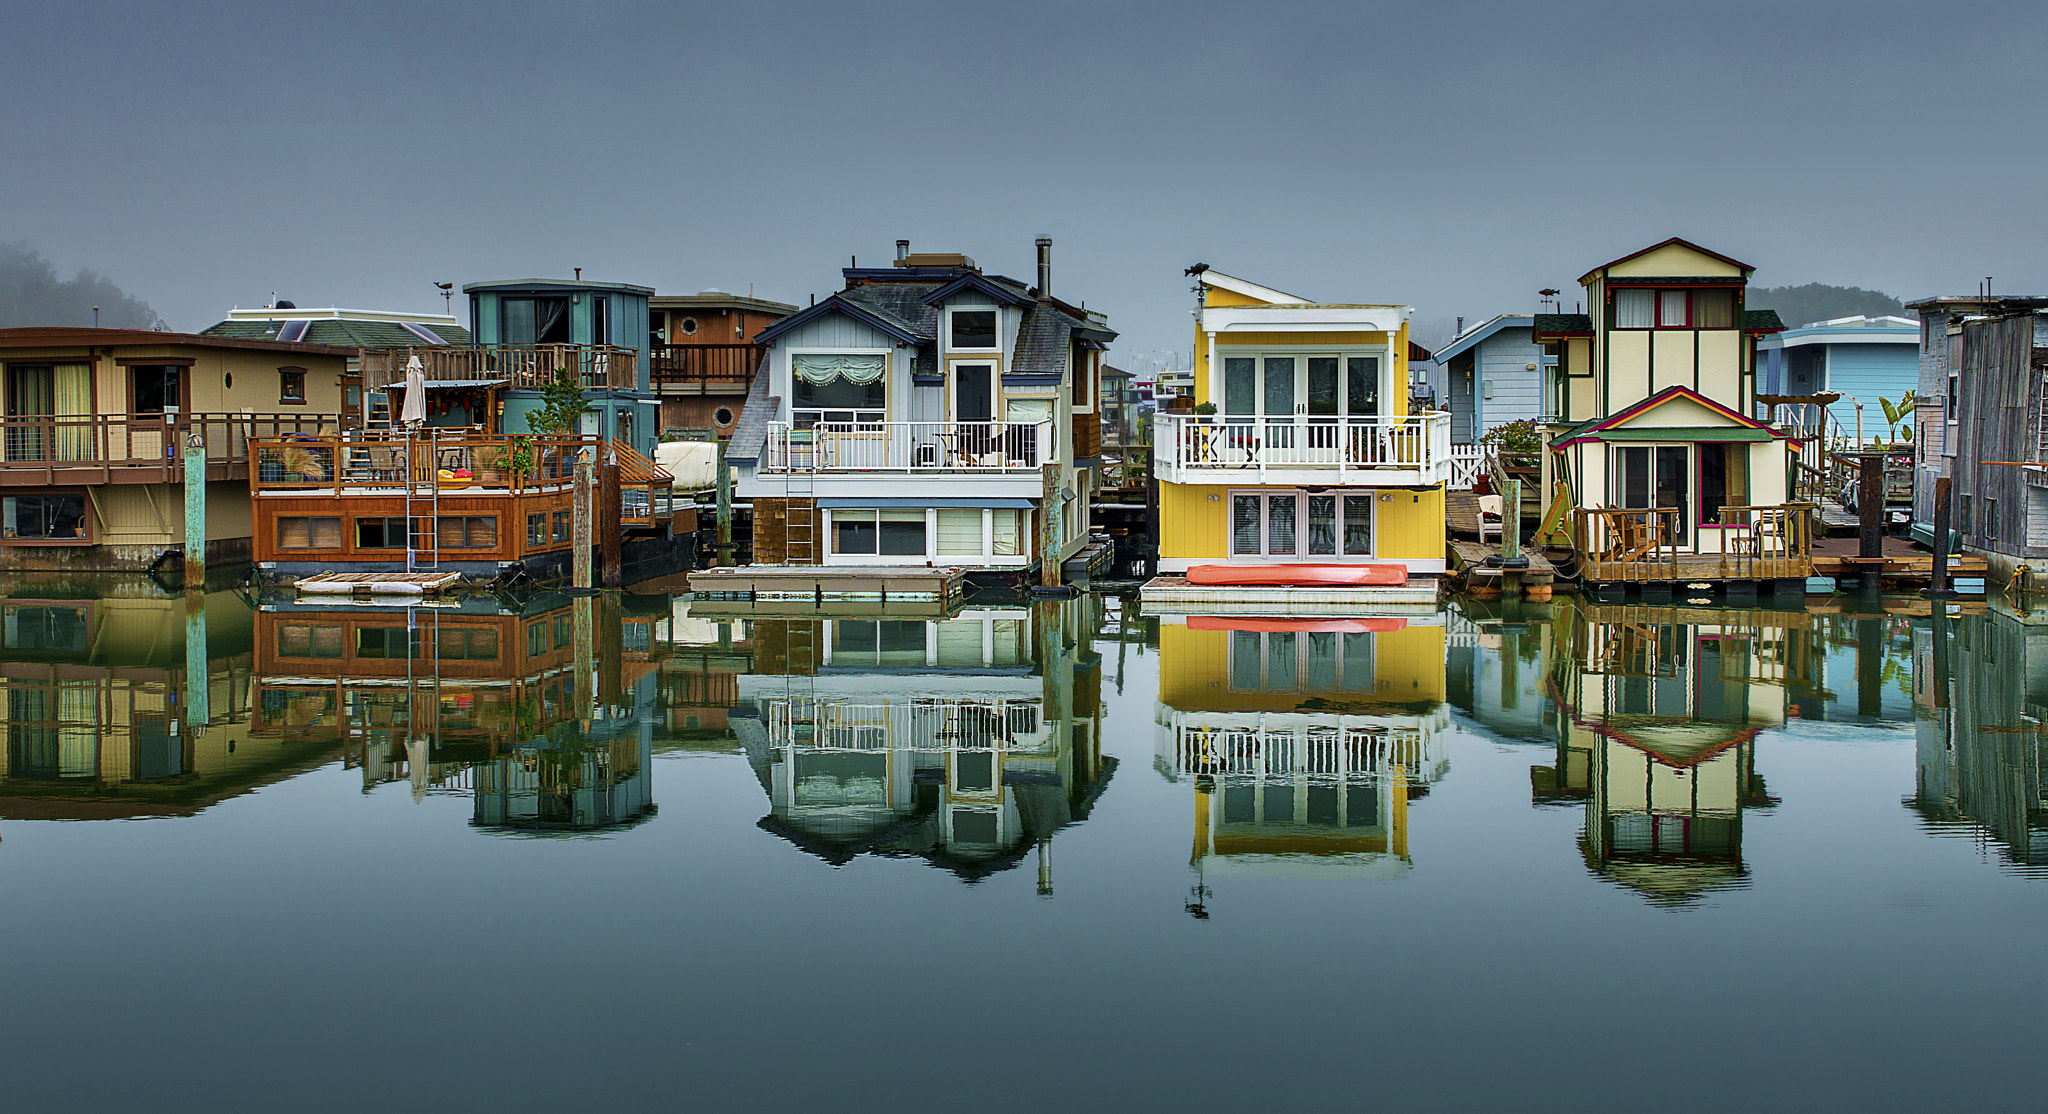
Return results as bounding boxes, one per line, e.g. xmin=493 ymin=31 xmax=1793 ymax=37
xmin=896 ymin=239 xmax=910 ymax=263
xmin=1036 ymin=237 xmax=1052 ymax=297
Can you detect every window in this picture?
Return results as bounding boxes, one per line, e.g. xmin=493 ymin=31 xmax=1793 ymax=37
xmin=3 ymin=494 xmax=87 ymax=541
xmin=590 ymin=296 xmax=609 ymax=345
xmin=276 ymin=624 xmax=344 ymax=659
xmin=1699 ymin=443 xmax=1750 ymax=526
xmin=1693 ymin=289 xmax=1735 ymax=328
xmin=678 ymin=316 xmax=699 ymax=336
xmin=1959 ymin=494 xmax=1973 ymax=537
xmin=434 ymin=629 xmax=500 ymax=661
xmin=527 ymin=621 xmax=548 ymax=657
xmin=792 ymin=353 xmax=887 ymax=425
xmin=1986 ymin=498 xmax=1999 ymax=542
xmin=992 ymin=509 xmax=1022 ymax=556
xmin=276 ymin=516 xmax=341 ymax=549
xmin=355 ymin=517 xmax=411 ymax=549
xmin=3 ymin=606 xmax=87 ymax=651
xmin=435 ymin=516 xmax=499 ymax=549
xmin=831 ymin=509 xmax=927 ymax=556
xmin=1615 ymin=289 xmax=1653 ymax=329
xmin=503 ymin=297 xmax=570 ymax=345
xmin=950 ymin=310 xmax=998 ymax=350
xmin=527 ymin=513 xmax=548 ymax=547
xmin=1658 ymin=290 xmax=1689 ymax=327
xmin=553 ymin=510 xmax=572 ymax=544
xmin=954 ymin=751 xmax=995 ymax=793
xmin=354 ymin=627 xmax=413 ymax=659
xmin=936 ymin=508 xmax=984 ymax=556
xmin=830 ymin=619 xmax=927 ymax=667
xmin=1227 ymin=629 xmax=1378 ymax=693
xmin=130 ymin=365 xmax=182 ymax=414
xmin=951 ymin=809 xmax=1000 ymax=844
xmin=1615 ymin=288 xmax=1737 ymax=329
xmin=279 ymin=367 xmax=306 ymax=404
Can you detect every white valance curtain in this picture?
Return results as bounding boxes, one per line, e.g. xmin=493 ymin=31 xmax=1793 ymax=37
xmin=793 ymin=353 xmax=887 ymax=385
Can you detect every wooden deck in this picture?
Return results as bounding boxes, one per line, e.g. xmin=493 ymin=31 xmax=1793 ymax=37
xmin=1808 ymin=536 xmax=1988 ymax=582
xmin=1447 ymin=540 xmax=1558 ymax=600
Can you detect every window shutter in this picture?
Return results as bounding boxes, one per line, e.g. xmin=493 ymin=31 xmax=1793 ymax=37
xmin=936 ymin=509 xmax=983 ymax=556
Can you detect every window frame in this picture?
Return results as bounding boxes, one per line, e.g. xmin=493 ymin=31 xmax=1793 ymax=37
xmin=946 ymin=306 xmax=1001 ymax=352
xmin=126 ymin=364 xmax=187 ymax=416
xmin=275 ymin=515 xmax=342 ymax=550
xmin=278 ymin=366 xmax=308 ymax=405
xmin=1610 ymin=285 xmax=1741 ymax=330
xmin=0 ymin=491 xmax=92 ymax=545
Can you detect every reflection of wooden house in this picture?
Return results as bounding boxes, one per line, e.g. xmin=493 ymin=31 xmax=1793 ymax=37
xmin=1535 ymin=599 xmax=1803 ymax=904
xmin=1911 ymin=611 xmax=2048 ymax=870
xmin=0 ymin=593 xmax=338 ymax=820
xmin=1155 ymin=614 xmax=1449 ymax=883
xmin=731 ymin=601 xmax=1109 ymax=884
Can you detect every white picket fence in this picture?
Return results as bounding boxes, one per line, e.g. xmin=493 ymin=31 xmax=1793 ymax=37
xmin=1449 ymin=445 xmax=1486 ymax=489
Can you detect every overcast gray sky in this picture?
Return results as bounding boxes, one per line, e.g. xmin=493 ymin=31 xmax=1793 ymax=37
xmin=6 ymin=0 xmax=2045 ymax=357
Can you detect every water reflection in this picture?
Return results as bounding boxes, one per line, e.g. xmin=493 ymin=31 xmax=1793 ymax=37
xmin=727 ymin=599 xmax=1111 ymax=886
xmin=1910 ymin=607 xmax=2048 ymax=874
xmin=1155 ymin=615 xmax=1449 ymax=911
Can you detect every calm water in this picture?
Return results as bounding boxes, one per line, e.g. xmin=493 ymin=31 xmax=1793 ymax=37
xmin=1 ymin=586 xmax=2042 ymax=1112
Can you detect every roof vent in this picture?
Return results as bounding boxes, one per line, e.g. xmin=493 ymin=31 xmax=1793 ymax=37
xmin=275 ymin=300 xmax=296 ymax=310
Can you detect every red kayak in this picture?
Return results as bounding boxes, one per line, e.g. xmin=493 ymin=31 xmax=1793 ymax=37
xmin=1188 ymin=616 xmax=1408 ymax=633
xmin=1185 ymin=563 xmax=1409 ymax=587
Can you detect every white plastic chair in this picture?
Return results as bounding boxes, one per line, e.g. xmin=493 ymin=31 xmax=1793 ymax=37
xmin=1477 ymin=494 xmax=1504 ymax=545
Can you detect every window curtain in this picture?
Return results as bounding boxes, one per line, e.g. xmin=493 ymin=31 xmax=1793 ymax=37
xmin=533 ymin=299 xmax=567 ymax=345
xmin=1615 ymin=289 xmax=1653 ymax=328
xmin=1658 ymin=290 xmax=1689 ymax=327
xmin=793 ymin=354 xmax=887 ymax=385
xmin=54 ymin=364 xmax=93 ymax=461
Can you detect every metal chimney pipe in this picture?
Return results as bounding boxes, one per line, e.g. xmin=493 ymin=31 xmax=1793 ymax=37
xmin=895 ymin=239 xmax=910 ymax=263
xmin=1036 ymin=237 xmax=1052 ymax=297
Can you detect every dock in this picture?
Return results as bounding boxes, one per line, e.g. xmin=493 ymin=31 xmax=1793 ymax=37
xmin=294 ymin=571 xmax=463 ymax=596
xmin=1138 ymin=575 xmax=1443 ymax=616
xmin=1447 ymin=540 xmax=1558 ymax=601
xmin=1808 ymin=536 xmax=1988 ymax=587
xmin=688 ymin=564 xmax=967 ymax=606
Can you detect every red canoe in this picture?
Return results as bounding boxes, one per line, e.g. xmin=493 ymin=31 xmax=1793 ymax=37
xmin=1185 ymin=563 xmax=1409 ymax=587
xmin=1187 ymin=616 xmax=1408 ymax=633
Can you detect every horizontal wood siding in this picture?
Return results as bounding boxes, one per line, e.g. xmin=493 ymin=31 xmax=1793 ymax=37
xmin=1821 ymin=344 xmax=1919 ymax=434
xmin=1477 ymin=329 xmax=1542 ymax=432
xmin=253 ymin=490 xmax=574 ymax=563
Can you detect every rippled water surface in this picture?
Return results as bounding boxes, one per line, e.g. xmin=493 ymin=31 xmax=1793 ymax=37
xmin=1 ymin=587 xmax=2042 ymax=1111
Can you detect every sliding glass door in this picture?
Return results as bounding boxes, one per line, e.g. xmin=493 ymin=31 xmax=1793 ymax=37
xmin=1613 ymin=445 xmax=1691 ymax=547
xmin=1223 ymin=353 xmax=1385 ymax=459
xmin=1230 ymin=491 xmax=1374 ymax=559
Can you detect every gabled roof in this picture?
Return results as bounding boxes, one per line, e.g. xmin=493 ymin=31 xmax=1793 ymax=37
xmin=1550 ymin=385 xmax=1780 ymax=448
xmin=920 ymin=272 xmax=1035 ymax=308
xmin=1744 ymin=309 xmax=1786 ymax=334
xmin=1433 ymin=314 xmax=1534 ymax=362
xmin=753 ymin=292 xmax=931 ymax=348
xmin=1578 ymin=238 xmax=1755 ymax=286
xmin=1197 ymin=270 xmax=1309 ymax=305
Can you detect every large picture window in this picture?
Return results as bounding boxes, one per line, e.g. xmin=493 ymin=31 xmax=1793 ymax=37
xmin=832 ymin=508 xmax=926 ymax=556
xmin=2 ymin=494 xmax=87 ymax=541
xmin=503 ymin=297 xmax=570 ymax=345
xmin=792 ymin=353 xmax=887 ymax=425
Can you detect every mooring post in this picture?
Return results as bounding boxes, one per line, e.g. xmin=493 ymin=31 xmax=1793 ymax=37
xmin=573 ymin=459 xmax=594 ymax=589
xmin=1926 ymin=476 xmax=1955 ymax=598
xmin=573 ymin=594 xmax=595 ymax=730
xmin=183 ymin=590 xmax=209 ymax=737
xmin=715 ymin=437 xmax=733 ymax=567
xmin=601 ymin=449 xmax=623 ymax=590
xmin=1857 ymin=452 xmax=1885 ymax=589
xmin=182 ymin=434 xmax=206 ymax=584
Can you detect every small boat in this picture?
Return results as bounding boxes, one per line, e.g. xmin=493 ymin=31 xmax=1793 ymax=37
xmin=1184 ymin=563 xmax=1408 ymax=587
xmin=1187 ymin=616 xmax=1407 ymax=633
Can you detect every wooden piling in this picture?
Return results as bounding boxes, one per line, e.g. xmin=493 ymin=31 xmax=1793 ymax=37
xmin=1927 ymin=476 xmax=1955 ymax=598
xmin=573 ymin=460 xmax=593 ymax=589
xmin=601 ymin=450 xmax=623 ymax=590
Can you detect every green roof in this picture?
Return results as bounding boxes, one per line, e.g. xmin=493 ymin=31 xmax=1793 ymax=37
xmin=1534 ymin=313 xmax=1593 ymax=336
xmin=200 ymin=319 xmax=471 ymax=348
xmin=1745 ymin=308 xmax=1785 ymax=332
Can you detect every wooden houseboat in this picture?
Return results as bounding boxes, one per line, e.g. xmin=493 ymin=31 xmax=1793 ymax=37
xmin=1533 ymin=239 xmax=1812 ymax=591
xmin=649 ymin=289 xmax=794 ymax=437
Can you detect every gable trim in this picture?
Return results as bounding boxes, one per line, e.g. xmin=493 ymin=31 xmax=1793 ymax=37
xmin=754 ymin=295 xmax=928 ymax=347
xmin=1197 ymin=270 xmax=1309 ymax=305
xmin=920 ymin=273 xmax=1034 ymax=308
xmin=1577 ymin=237 xmax=1755 ymax=286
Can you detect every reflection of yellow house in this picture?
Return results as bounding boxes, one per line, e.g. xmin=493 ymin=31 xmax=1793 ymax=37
xmin=1534 ymin=600 xmax=1812 ymax=904
xmin=1152 ymin=271 xmax=1450 ymax=575
xmin=1156 ymin=615 xmax=1447 ymax=888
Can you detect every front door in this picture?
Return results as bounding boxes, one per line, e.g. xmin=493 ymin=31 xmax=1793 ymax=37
xmin=1230 ymin=491 xmax=1374 ymax=559
xmin=1614 ymin=445 xmax=1691 ymax=547
xmin=955 ymin=364 xmax=993 ymax=423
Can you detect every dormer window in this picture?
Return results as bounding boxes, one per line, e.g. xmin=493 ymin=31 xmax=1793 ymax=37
xmin=950 ymin=310 xmax=998 ymax=350
xmin=1614 ymin=287 xmax=1736 ymax=329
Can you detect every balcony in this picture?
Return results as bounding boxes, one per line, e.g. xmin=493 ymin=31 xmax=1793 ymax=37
xmin=360 ymin=345 xmax=639 ymax=392
xmin=0 ymin=413 xmax=333 ymax=486
xmin=761 ymin=420 xmax=1054 ymax=474
xmin=1154 ymin=413 xmax=1453 ymax=486
xmin=650 ymin=344 xmax=761 ymax=394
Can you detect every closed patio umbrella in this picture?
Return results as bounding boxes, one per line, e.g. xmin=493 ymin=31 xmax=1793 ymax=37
xmin=400 ymin=354 xmax=428 ymax=426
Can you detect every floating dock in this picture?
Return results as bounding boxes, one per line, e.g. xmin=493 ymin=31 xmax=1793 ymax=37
xmin=1447 ymin=540 xmax=1558 ymax=601
xmin=294 ymin=571 xmax=463 ymax=596
xmin=688 ymin=564 xmax=967 ymax=607
xmin=1138 ymin=574 xmax=1442 ymax=616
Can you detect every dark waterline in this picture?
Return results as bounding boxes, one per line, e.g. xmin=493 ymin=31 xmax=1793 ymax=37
xmin=0 ymin=586 xmax=2041 ymax=1112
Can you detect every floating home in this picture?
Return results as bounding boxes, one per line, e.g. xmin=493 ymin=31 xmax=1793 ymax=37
xmin=1922 ymin=305 xmax=2048 ymax=583
xmin=1430 ymin=313 xmax=1550 ymax=445
xmin=1533 ymin=238 xmax=1807 ymax=590
xmin=649 ymin=290 xmax=795 ymax=437
xmin=1755 ymin=314 xmax=1919 ymax=441
xmin=0 ymin=327 xmax=349 ymax=572
xmin=727 ymin=240 xmax=1113 ymax=582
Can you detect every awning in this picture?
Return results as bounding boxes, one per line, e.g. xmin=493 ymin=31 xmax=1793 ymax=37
xmin=817 ymin=497 xmax=1034 ymax=509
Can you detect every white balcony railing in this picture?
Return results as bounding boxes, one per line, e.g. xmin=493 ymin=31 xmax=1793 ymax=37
xmin=1156 ymin=412 xmax=1453 ymax=483
xmin=763 ymin=420 xmax=1054 ymax=473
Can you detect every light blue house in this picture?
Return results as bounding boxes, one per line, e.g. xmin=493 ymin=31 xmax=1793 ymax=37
xmin=1756 ymin=315 xmax=1919 ymax=444
xmin=1431 ymin=314 xmax=1553 ymax=443
xmin=464 ymin=278 xmax=661 ymax=456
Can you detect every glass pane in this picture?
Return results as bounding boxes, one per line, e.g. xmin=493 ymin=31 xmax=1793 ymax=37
xmin=1229 ymin=631 xmax=1261 ymax=689
xmin=1263 ymin=784 xmax=1295 ymax=820
xmin=1347 ymin=357 xmax=1379 ymax=416
xmin=1615 ymin=289 xmax=1652 ymax=329
xmin=1307 ymin=495 xmax=1336 ymax=555
xmin=1224 ymin=358 xmax=1257 ymax=415
xmin=1346 ymin=783 xmax=1379 ymax=827
xmin=1305 ymin=632 xmax=1338 ymax=691
xmin=991 ymin=510 xmax=1021 ymax=556
xmin=1342 ymin=496 xmax=1372 ymax=555
xmin=1267 ymin=496 xmax=1296 ymax=555
xmin=1656 ymin=446 xmax=1690 ymax=544
xmin=935 ymin=508 xmax=982 ymax=555
xmin=1263 ymin=357 xmax=1295 ymax=417
xmin=1659 ymin=290 xmax=1689 ymax=327
xmin=877 ymin=517 xmax=927 ymax=556
xmin=833 ymin=513 xmax=877 ymax=554
xmin=1693 ymin=288 xmax=1734 ymax=328
xmin=1231 ymin=495 xmax=1262 ymax=555
xmin=1342 ymin=632 xmax=1374 ymax=688
xmin=1307 ymin=357 xmax=1339 ymax=416
xmin=954 ymin=751 xmax=994 ymax=792
xmin=1618 ymin=447 xmax=1650 ymax=508
xmin=1267 ymin=632 xmax=1297 ymax=690
xmin=951 ymin=311 xmax=997 ymax=349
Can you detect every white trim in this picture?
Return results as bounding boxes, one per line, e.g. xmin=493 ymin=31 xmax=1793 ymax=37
xmin=1198 ymin=271 xmax=1311 ymax=305
xmin=1201 ymin=305 xmax=1411 ymax=334
xmin=224 ymin=307 xmax=460 ymax=323
xmin=944 ymin=305 xmax=1004 ymax=353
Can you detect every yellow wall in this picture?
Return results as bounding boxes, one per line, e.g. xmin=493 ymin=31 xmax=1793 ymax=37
xmin=1604 ymin=243 xmax=1744 ymax=279
xmin=1650 ymin=330 xmax=1695 ymax=394
xmin=1699 ymin=329 xmax=1742 ymax=405
xmin=1196 ymin=328 xmax=1411 ymax=415
xmin=2 ymin=343 xmax=348 ymax=416
xmin=1158 ymin=482 xmax=1443 ymax=561
xmin=1158 ymin=623 xmax=1447 ymax=712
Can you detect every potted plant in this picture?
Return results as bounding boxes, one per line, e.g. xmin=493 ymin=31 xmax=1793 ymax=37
xmin=1193 ymin=401 xmax=1218 ymax=415
xmin=506 ymin=436 xmax=536 ymax=483
xmin=280 ymin=444 xmax=326 ymax=481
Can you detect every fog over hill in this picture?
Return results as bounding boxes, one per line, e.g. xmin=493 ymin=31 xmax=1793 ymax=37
xmin=0 ymin=241 xmax=162 ymax=330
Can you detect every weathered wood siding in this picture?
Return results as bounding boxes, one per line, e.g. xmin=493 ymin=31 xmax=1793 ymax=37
xmin=1954 ymin=313 xmax=2048 ymax=559
xmin=252 ymin=490 xmax=575 ymax=563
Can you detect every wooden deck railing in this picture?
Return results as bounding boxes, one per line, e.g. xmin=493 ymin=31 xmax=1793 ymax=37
xmin=1570 ymin=503 xmax=1815 ymax=583
xmin=360 ymin=345 xmax=639 ymax=391
xmin=649 ymin=344 xmax=760 ymax=390
xmin=1 ymin=413 xmax=334 ymax=478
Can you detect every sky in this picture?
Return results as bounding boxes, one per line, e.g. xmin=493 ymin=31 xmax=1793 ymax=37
xmin=6 ymin=0 xmax=2047 ymax=357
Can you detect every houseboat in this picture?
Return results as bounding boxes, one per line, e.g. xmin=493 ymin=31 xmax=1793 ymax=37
xmin=649 ymin=289 xmax=795 ymax=437
xmin=1147 ymin=269 xmax=1453 ymax=595
xmin=1533 ymin=238 xmax=1809 ymax=591
xmin=725 ymin=239 xmax=1113 ymax=585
